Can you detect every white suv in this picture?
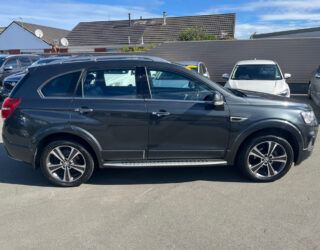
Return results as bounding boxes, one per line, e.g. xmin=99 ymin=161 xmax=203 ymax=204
xmin=223 ymin=60 xmax=291 ymax=97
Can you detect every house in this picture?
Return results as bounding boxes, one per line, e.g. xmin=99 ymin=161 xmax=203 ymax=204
xmin=252 ymin=26 xmax=320 ymax=39
xmin=0 ymin=21 xmax=69 ymax=54
xmin=66 ymin=12 xmax=236 ymax=53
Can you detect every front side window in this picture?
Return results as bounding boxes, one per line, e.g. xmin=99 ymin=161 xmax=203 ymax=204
xmin=19 ymin=57 xmax=31 ymax=67
xmin=41 ymin=71 xmax=81 ymax=97
xmin=147 ymin=69 xmax=213 ymax=101
xmin=5 ymin=58 xmax=19 ymax=70
xmin=83 ymin=69 xmax=137 ymax=99
xmin=231 ymin=64 xmax=282 ymax=80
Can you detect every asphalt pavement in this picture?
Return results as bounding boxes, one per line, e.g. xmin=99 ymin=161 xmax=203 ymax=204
xmin=0 ymin=97 xmax=319 ymax=249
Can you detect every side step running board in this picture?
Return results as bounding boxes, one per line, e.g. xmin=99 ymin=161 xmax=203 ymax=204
xmin=103 ymin=160 xmax=227 ymax=168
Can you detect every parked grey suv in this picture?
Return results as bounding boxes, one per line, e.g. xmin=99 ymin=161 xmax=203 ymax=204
xmin=1 ymin=56 xmax=318 ymax=186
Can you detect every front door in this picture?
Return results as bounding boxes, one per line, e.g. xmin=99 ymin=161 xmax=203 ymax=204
xmin=70 ymin=67 xmax=148 ymax=161
xmin=145 ymin=69 xmax=230 ymax=160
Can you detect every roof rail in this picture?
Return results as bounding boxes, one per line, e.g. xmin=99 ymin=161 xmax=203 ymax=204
xmin=61 ymin=55 xmax=169 ymax=64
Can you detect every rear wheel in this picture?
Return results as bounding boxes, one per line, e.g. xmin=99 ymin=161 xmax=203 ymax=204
xmin=239 ymin=135 xmax=294 ymax=182
xmin=40 ymin=140 xmax=94 ymax=187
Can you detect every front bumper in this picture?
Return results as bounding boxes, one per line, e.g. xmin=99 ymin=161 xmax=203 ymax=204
xmin=295 ymin=125 xmax=318 ymax=165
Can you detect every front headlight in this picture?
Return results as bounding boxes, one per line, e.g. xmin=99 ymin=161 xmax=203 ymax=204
xmin=301 ymin=110 xmax=317 ymax=125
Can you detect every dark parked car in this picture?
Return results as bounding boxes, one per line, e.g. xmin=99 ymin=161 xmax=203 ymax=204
xmin=0 ymin=54 xmax=40 ymax=86
xmin=1 ymin=56 xmax=318 ymax=186
xmin=0 ymin=56 xmax=69 ymax=99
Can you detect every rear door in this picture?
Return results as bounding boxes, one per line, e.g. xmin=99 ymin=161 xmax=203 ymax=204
xmin=70 ymin=66 xmax=148 ymax=162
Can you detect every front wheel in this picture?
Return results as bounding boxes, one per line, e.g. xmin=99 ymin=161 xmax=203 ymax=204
xmin=40 ymin=140 xmax=94 ymax=187
xmin=238 ymin=135 xmax=294 ymax=182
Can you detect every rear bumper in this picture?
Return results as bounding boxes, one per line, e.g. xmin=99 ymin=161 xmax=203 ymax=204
xmin=2 ymin=134 xmax=33 ymax=165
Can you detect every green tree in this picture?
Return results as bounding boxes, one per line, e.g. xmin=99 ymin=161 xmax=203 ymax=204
xmin=178 ymin=26 xmax=217 ymax=41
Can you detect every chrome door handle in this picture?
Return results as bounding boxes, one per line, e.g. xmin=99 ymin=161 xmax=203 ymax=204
xmin=152 ymin=111 xmax=171 ymax=117
xmin=75 ymin=107 xmax=93 ymax=114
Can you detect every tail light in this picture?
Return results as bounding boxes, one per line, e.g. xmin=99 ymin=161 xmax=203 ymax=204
xmin=1 ymin=98 xmax=21 ymax=119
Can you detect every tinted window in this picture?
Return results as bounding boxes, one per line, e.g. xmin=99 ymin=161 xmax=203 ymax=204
xmin=147 ymin=69 xmax=213 ymax=101
xmin=5 ymin=58 xmax=20 ymax=70
xmin=42 ymin=71 xmax=81 ymax=97
xmin=30 ymin=57 xmax=40 ymax=63
xmin=19 ymin=57 xmax=31 ymax=67
xmin=231 ymin=64 xmax=282 ymax=80
xmin=83 ymin=69 xmax=137 ymax=98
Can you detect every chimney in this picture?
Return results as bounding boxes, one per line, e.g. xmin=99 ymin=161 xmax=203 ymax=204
xmin=163 ymin=11 xmax=167 ymax=26
xmin=128 ymin=13 xmax=131 ymax=27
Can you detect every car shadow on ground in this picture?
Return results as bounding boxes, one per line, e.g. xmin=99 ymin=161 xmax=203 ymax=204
xmin=0 ymin=143 xmax=249 ymax=187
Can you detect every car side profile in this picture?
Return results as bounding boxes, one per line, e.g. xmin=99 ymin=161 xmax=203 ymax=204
xmin=223 ymin=59 xmax=291 ymax=97
xmin=1 ymin=56 xmax=318 ymax=187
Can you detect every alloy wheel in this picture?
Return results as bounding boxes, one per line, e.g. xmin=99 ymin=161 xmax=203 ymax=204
xmin=247 ymin=141 xmax=288 ymax=178
xmin=46 ymin=145 xmax=86 ymax=182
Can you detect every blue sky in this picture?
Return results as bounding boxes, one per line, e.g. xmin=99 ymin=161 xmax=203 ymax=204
xmin=1 ymin=0 xmax=320 ymax=39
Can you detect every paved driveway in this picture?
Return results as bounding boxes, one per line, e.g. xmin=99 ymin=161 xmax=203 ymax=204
xmin=0 ymin=98 xmax=320 ymax=249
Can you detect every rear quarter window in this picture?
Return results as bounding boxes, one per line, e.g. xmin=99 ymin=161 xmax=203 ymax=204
xmin=41 ymin=71 xmax=81 ymax=97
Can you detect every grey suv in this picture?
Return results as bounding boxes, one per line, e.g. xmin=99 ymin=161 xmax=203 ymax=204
xmin=1 ymin=56 xmax=318 ymax=186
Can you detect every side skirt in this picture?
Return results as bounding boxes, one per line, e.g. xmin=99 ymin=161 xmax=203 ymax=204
xmin=102 ymin=159 xmax=228 ymax=168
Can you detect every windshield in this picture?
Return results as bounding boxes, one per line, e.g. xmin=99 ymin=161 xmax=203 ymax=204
xmin=231 ymin=64 xmax=282 ymax=80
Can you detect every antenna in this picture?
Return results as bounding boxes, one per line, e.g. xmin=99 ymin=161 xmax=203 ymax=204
xmin=35 ymin=29 xmax=43 ymax=38
xmin=60 ymin=37 xmax=69 ymax=47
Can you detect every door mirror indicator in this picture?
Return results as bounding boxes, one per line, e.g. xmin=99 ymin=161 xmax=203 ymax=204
xmin=4 ymin=65 xmax=13 ymax=71
xmin=222 ymin=73 xmax=230 ymax=79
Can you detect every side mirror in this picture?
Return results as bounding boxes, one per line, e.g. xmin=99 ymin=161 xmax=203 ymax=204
xmin=4 ymin=65 xmax=13 ymax=71
xmin=213 ymin=92 xmax=224 ymax=106
xmin=222 ymin=73 xmax=230 ymax=79
xmin=315 ymin=73 xmax=320 ymax=79
xmin=284 ymin=73 xmax=291 ymax=79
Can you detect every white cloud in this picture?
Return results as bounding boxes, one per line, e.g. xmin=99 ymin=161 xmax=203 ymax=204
xmin=199 ymin=0 xmax=320 ymax=39
xmin=0 ymin=0 xmax=161 ymax=30
xmin=261 ymin=12 xmax=320 ymax=21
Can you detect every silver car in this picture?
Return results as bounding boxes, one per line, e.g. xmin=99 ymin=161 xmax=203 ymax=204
xmin=308 ymin=67 xmax=320 ymax=106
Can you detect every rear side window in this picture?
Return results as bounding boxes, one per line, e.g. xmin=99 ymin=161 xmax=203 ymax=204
xmin=41 ymin=71 xmax=81 ymax=97
xmin=82 ymin=69 xmax=137 ymax=99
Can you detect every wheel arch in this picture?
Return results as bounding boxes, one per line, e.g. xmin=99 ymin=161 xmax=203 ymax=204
xmin=226 ymin=120 xmax=303 ymax=165
xmin=31 ymin=126 xmax=102 ymax=169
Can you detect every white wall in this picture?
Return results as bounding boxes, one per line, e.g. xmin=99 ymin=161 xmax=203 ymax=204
xmin=0 ymin=22 xmax=51 ymax=50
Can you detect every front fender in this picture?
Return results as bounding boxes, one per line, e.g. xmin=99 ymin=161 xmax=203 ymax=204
xmin=226 ymin=119 xmax=304 ymax=165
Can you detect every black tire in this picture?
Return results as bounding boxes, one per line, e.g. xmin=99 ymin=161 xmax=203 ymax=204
xmin=238 ymin=135 xmax=294 ymax=182
xmin=40 ymin=140 xmax=94 ymax=187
